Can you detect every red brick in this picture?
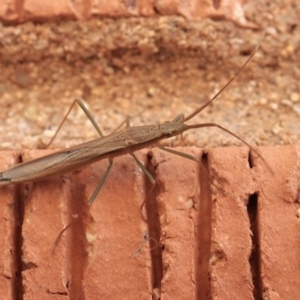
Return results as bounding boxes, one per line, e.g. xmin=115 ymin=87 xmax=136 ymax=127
xmin=0 ymin=0 xmax=20 ymax=23
xmin=0 ymin=151 xmax=21 ymax=300
xmin=154 ymin=0 xmax=247 ymax=25
xmin=1 ymin=145 xmax=300 ymax=298
xmin=91 ymin=0 xmax=156 ymax=17
xmin=91 ymin=0 xmax=138 ymax=17
xmin=82 ymin=153 xmax=150 ymax=298
xmin=0 ymin=0 xmax=248 ymax=24
xmin=22 ymin=0 xmax=77 ymax=22
xmin=209 ymin=147 xmax=256 ymax=300
xmin=209 ymin=145 xmax=300 ymax=300
xmin=149 ymin=147 xmax=201 ymax=299
xmin=191 ymin=0 xmax=247 ymax=22
xmin=253 ymin=145 xmax=300 ymax=300
xmin=21 ymin=150 xmax=69 ymax=299
xmin=138 ymin=0 xmax=156 ymax=16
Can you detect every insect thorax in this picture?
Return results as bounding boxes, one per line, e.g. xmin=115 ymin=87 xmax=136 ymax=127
xmin=159 ymin=122 xmax=185 ymax=138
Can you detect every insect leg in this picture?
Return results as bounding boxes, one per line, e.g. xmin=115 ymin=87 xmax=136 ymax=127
xmin=47 ymin=99 xmax=126 ymax=205
xmin=46 ymin=98 xmax=105 ymax=148
xmin=109 ymin=117 xmax=131 ymax=134
xmin=87 ymin=158 xmax=114 ymax=206
xmin=86 ymin=116 xmax=131 ymax=204
xmin=156 ymin=144 xmax=211 ymax=187
xmin=186 ymin=122 xmax=273 ymax=174
xmin=131 ymin=153 xmax=155 ymax=184
xmin=156 ymin=145 xmax=199 ymax=162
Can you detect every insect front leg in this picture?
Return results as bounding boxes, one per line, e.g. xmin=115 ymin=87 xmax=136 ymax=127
xmin=45 ymin=98 xmax=106 ymax=149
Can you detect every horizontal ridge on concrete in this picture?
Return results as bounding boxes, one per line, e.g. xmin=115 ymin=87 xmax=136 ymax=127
xmin=0 ymin=145 xmax=299 ymax=299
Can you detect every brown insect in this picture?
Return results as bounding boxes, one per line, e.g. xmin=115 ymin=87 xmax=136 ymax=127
xmin=0 ymin=31 xmax=269 ymax=206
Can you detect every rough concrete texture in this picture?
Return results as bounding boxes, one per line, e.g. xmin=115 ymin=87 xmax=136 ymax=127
xmin=0 ymin=3 xmax=299 ymax=151
xmin=0 ymin=146 xmax=300 ymax=299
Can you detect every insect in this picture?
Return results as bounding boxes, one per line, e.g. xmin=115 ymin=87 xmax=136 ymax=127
xmin=0 ymin=31 xmax=269 ymax=206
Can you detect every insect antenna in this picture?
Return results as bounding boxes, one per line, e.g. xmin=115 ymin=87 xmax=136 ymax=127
xmin=183 ymin=30 xmax=265 ymax=123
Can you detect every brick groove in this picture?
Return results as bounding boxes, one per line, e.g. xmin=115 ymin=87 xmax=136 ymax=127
xmin=196 ymin=152 xmax=212 ymax=299
xmin=0 ymin=146 xmax=300 ymax=299
xmin=0 ymin=0 xmax=247 ymax=25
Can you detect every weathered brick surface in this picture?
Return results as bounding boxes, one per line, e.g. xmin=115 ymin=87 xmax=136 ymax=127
xmin=209 ymin=147 xmax=255 ymax=300
xmin=21 ymin=150 xmax=71 ymax=299
xmin=0 ymin=146 xmax=300 ymax=298
xmin=149 ymin=148 xmax=202 ymax=299
xmin=82 ymin=154 xmax=150 ymax=299
xmin=209 ymin=145 xmax=300 ymax=300
xmin=0 ymin=151 xmax=20 ymax=300
xmin=22 ymin=0 xmax=77 ymax=22
xmin=253 ymin=146 xmax=300 ymax=300
xmin=0 ymin=0 xmax=247 ymax=24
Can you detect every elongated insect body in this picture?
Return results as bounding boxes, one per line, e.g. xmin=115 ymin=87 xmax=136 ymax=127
xmin=0 ymin=31 xmax=270 ymax=205
xmin=0 ymin=120 xmax=187 ymax=185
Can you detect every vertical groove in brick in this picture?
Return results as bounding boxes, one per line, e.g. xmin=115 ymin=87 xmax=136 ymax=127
xmin=149 ymin=148 xmax=200 ymax=299
xmin=16 ymin=0 xmax=24 ymax=17
xmin=246 ymin=193 xmax=262 ymax=300
xmin=2 ymin=145 xmax=300 ymax=298
xmin=64 ymin=171 xmax=87 ymax=299
xmin=11 ymin=153 xmax=25 ymax=300
xmin=0 ymin=152 xmax=24 ymax=299
xmin=21 ymin=150 xmax=69 ymax=299
xmin=252 ymin=146 xmax=300 ymax=299
xmin=82 ymin=156 xmax=149 ymax=299
xmin=248 ymin=150 xmax=254 ymax=169
xmin=209 ymin=147 xmax=256 ymax=300
xmin=12 ymin=183 xmax=24 ymax=300
xmin=144 ymin=151 xmax=163 ymax=297
xmin=195 ymin=152 xmax=212 ymax=300
xmin=213 ymin=0 xmax=221 ymax=9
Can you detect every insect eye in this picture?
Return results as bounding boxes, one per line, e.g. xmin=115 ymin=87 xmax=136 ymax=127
xmin=165 ymin=132 xmax=173 ymax=138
